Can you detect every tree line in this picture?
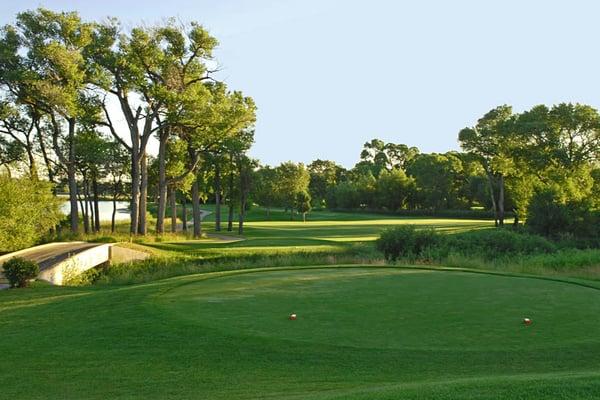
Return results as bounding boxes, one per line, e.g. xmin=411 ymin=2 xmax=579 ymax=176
xmin=254 ymin=103 xmax=599 ymax=236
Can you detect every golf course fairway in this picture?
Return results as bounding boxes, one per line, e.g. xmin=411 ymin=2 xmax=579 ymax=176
xmin=2 ymin=267 xmax=600 ymax=399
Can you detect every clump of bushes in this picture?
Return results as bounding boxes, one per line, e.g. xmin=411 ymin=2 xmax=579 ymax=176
xmin=526 ymin=190 xmax=600 ymax=243
xmin=2 ymin=257 xmax=39 ymax=288
xmin=0 ymin=176 xmax=63 ymax=252
xmin=443 ymin=228 xmax=557 ymax=259
xmin=376 ymin=226 xmax=441 ymax=261
xmin=376 ymin=226 xmax=557 ymax=263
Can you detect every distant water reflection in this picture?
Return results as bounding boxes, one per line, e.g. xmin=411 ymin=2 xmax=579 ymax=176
xmin=61 ymin=201 xmax=130 ymax=221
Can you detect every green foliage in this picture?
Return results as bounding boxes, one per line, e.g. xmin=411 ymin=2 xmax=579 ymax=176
xmin=0 ymin=177 xmax=62 ymax=252
xmin=359 ymin=138 xmax=419 ymax=175
xmin=442 ymin=228 xmax=557 ymax=259
xmin=407 ymin=153 xmax=466 ymax=210
xmin=307 ymin=159 xmax=346 ymax=207
xmin=377 ymin=224 xmax=557 ymax=263
xmin=295 ymin=190 xmax=311 ymax=220
xmin=2 ymin=257 xmax=39 ymax=288
xmin=527 ymin=189 xmax=600 ymax=240
xmin=273 ymin=162 xmax=310 ymax=212
xmin=376 ymin=225 xmax=441 ymax=261
xmin=0 ymin=132 xmax=25 ymax=169
xmin=375 ymin=169 xmax=414 ymax=211
xmin=253 ymin=166 xmax=279 ymax=212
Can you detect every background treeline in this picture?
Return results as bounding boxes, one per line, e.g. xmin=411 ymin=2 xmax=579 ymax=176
xmin=253 ymin=103 xmax=600 ymax=241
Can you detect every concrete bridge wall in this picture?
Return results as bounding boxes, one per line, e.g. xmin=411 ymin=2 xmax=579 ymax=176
xmin=1 ymin=243 xmax=150 ymax=286
xmin=38 ymin=244 xmax=150 ymax=285
xmin=38 ymin=244 xmax=111 ymax=285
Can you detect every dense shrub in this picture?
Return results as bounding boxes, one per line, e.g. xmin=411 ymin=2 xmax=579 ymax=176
xmin=376 ymin=225 xmax=442 ymax=261
xmin=444 ymin=229 xmax=557 ymax=259
xmin=527 ymin=190 xmax=600 ymax=240
xmin=2 ymin=257 xmax=39 ymax=288
xmin=0 ymin=177 xmax=63 ymax=252
xmin=376 ymin=226 xmax=557 ymax=263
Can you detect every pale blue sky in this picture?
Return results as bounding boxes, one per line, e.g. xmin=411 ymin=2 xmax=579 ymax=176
xmin=1 ymin=1 xmax=599 ymax=167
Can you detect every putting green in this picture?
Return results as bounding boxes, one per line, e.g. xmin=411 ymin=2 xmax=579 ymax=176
xmin=156 ymin=268 xmax=600 ymax=352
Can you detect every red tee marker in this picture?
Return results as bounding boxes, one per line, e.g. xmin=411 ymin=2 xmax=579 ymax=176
xmin=289 ymin=313 xmax=297 ymax=320
xmin=523 ymin=318 xmax=532 ymax=326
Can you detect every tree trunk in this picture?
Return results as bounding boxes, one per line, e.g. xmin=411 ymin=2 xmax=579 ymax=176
xmin=192 ymin=179 xmax=202 ymax=239
xmin=303 ymin=212 xmax=306 ymax=222
xmin=93 ymin=177 xmax=100 ymax=232
xmin=182 ymin=196 xmax=187 ymax=232
xmin=25 ymin=140 xmax=37 ymax=180
xmin=111 ymin=191 xmax=117 ymax=233
xmin=498 ymin=174 xmax=505 ymax=227
xmin=130 ymin=148 xmax=140 ymax=235
xmin=87 ymin=181 xmax=94 ymax=233
xmin=227 ymin=203 xmax=234 ymax=232
xmin=87 ymin=192 xmax=93 ymax=232
xmin=138 ymin=152 xmax=148 ymax=235
xmin=215 ymin=163 xmax=221 ymax=231
xmin=88 ymin=194 xmax=94 ymax=233
xmin=485 ymin=170 xmax=499 ymax=227
xmin=67 ymin=118 xmax=78 ymax=234
xmin=36 ymin=122 xmax=54 ymax=183
xmin=238 ymin=194 xmax=246 ymax=235
xmin=79 ymin=195 xmax=88 ymax=234
xmin=79 ymin=181 xmax=90 ymax=234
xmin=170 ymin=187 xmax=177 ymax=233
xmin=156 ymin=133 xmax=168 ymax=234
xmin=227 ymin=162 xmax=234 ymax=232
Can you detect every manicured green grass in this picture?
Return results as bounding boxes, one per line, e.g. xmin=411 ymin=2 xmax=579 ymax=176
xmin=2 ymin=266 xmax=600 ymax=399
xmin=83 ymin=208 xmax=600 ymax=284
xmin=96 ymin=211 xmax=493 ymax=284
xmin=146 ymin=209 xmax=491 ymax=257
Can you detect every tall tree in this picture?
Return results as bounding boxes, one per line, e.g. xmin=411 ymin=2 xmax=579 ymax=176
xmin=126 ymin=22 xmax=218 ymax=234
xmin=275 ymin=162 xmax=310 ymax=220
xmin=459 ymin=105 xmax=515 ymax=226
xmin=254 ymin=165 xmax=279 ymax=218
xmin=105 ymin=140 xmax=130 ymax=233
xmin=90 ymin=20 xmax=163 ymax=234
xmin=307 ymin=159 xmax=346 ymax=208
xmin=406 ymin=153 xmax=464 ymax=210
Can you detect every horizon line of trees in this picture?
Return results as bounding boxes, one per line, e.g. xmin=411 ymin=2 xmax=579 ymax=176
xmin=253 ymin=103 xmax=599 ymax=236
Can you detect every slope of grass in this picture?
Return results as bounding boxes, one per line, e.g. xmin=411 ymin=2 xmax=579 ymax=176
xmin=2 ymin=266 xmax=600 ymax=399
